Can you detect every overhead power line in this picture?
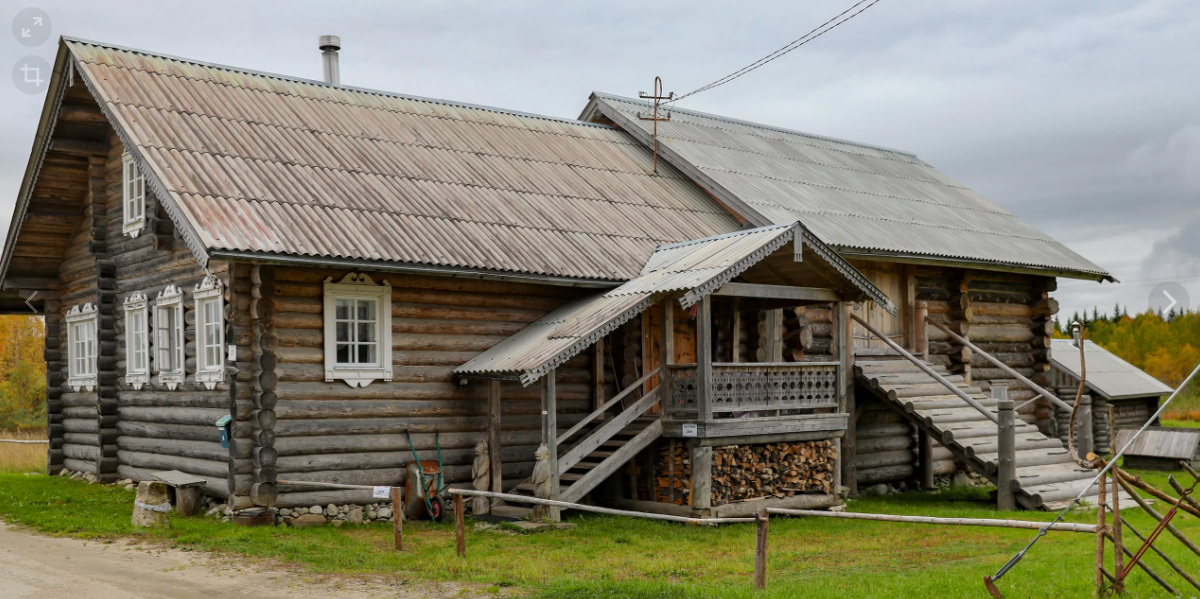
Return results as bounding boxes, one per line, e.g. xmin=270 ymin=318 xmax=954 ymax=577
xmin=671 ymin=0 xmax=886 ymax=103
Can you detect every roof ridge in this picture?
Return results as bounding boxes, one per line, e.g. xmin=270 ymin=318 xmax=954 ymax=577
xmin=64 ymin=36 xmax=614 ymax=130
xmin=653 ymin=222 xmax=793 ymax=252
xmin=592 ymin=91 xmax=919 ymax=159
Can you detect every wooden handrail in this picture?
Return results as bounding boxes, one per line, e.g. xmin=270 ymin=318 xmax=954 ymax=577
xmin=557 ymin=365 xmax=660 ymax=446
xmin=850 ymin=313 xmax=998 ymax=424
xmin=923 ymin=317 xmax=1072 ymax=413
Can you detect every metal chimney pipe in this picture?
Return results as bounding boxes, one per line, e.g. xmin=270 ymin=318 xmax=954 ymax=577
xmin=318 ymin=35 xmax=341 ymax=85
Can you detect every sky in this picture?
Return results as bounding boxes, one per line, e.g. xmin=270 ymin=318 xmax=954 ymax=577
xmin=1 ymin=0 xmax=1197 ymax=320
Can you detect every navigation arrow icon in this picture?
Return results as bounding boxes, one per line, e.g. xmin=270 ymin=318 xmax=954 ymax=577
xmin=1165 ymin=290 xmax=1178 ymax=313
xmin=33 ymin=16 xmax=43 ymax=26
xmin=20 ymin=28 xmax=30 ymax=38
xmin=25 ymin=291 xmax=38 ymax=313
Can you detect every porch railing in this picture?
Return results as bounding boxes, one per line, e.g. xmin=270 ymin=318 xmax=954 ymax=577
xmin=665 ymin=362 xmax=840 ymax=419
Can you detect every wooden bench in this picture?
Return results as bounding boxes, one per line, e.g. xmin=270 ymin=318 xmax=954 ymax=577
xmin=152 ymin=470 xmax=206 ymax=516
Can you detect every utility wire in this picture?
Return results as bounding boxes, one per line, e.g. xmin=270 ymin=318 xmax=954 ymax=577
xmin=671 ymin=0 xmax=886 ymax=103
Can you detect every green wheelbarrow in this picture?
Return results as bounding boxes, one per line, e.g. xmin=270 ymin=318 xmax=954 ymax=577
xmin=402 ymin=430 xmax=449 ymax=522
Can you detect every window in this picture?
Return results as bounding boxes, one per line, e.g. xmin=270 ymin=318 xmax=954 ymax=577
xmin=194 ymin=276 xmax=225 ymax=389
xmin=323 ymin=273 xmax=392 ymax=387
xmin=124 ymin=292 xmax=149 ymax=390
xmin=122 ymin=152 xmax=146 ymax=238
xmin=154 ymin=285 xmax=185 ymax=390
xmin=66 ymin=303 xmax=98 ymax=392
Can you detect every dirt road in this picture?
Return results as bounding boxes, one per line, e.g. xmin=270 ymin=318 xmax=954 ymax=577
xmin=0 ymin=522 xmax=473 ymax=598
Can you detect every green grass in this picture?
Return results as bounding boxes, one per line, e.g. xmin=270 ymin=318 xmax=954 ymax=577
xmin=1162 ymin=419 xmax=1200 ymax=429
xmin=1 ymin=472 xmax=1197 ymax=598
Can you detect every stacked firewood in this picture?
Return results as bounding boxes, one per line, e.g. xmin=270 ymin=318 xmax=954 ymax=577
xmin=711 ymin=441 xmax=836 ymax=505
xmin=654 ymin=442 xmax=692 ymax=505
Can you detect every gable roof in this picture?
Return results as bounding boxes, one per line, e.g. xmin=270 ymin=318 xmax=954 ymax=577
xmin=457 ymin=222 xmax=891 ymax=385
xmin=4 ymin=38 xmax=744 ymax=286
xmin=1050 ymin=339 xmax=1173 ymax=400
xmin=582 ymin=92 xmax=1113 ymax=282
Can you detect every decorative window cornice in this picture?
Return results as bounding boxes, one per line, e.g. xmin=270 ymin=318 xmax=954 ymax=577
xmin=154 ymin=285 xmax=185 ymax=390
xmin=123 ymin=292 xmax=149 ymax=390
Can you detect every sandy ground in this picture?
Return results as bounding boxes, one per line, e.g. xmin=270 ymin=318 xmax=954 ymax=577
xmin=0 ymin=522 xmax=486 ymax=598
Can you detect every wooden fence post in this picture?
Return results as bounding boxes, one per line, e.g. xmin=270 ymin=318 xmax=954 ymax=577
xmin=995 ymin=383 xmax=1015 ymax=511
xmin=1077 ymin=395 xmax=1094 ymax=458
xmin=391 ymin=487 xmax=403 ymax=551
xmin=1096 ymin=469 xmax=1107 ymax=596
xmin=455 ymin=494 xmax=466 ymax=558
xmin=754 ymin=507 xmax=769 ymax=590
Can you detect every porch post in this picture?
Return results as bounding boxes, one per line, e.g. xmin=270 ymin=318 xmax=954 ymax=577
xmin=487 ymin=379 xmax=503 ymax=495
xmin=696 ymin=295 xmax=713 ymax=423
xmin=835 ymin=301 xmax=857 ymax=496
xmin=541 ymin=369 xmax=560 ymax=521
xmin=730 ymin=298 xmax=741 ymax=363
xmin=660 ymin=297 xmax=674 ymax=413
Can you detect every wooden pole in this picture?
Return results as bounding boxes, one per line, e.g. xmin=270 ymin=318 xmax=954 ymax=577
xmin=1077 ymin=395 xmax=1094 ymax=459
xmin=730 ymin=299 xmax=741 ymax=363
xmin=391 ymin=487 xmax=403 ymax=551
xmin=593 ymin=338 xmax=605 ymax=416
xmin=542 ymin=369 xmax=560 ymax=523
xmin=766 ymin=507 xmax=1098 ymax=532
xmin=1116 ymin=467 xmax=1200 ymax=520
xmin=836 ymin=301 xmax=856 ymax=496
xmin=660 ymin=297 xmax=674 ymax=414
xmin=914 ymin=300 xmax=928 ymax=360
xmin=454 ymin=494 xmax=465 ymax=558
xmin=918 ymin=429 xmax=935 ymax=491
xmin=696 ymin=296 xmax=712 ymax=423
xmin=1095 ymin=469 xmax=1106 ymax=596
xmin=1110 ymin=406 xmax=1122 ymax=594
xmin=996 ymin=385 xmax=1016 ymax=512
xmin=448 ymin=489 xmax=753 ymax=525
xmin=488 ymin=379 xmax=503 ymax=498
xmin=754 ymin=507 xmax=769 ymax=591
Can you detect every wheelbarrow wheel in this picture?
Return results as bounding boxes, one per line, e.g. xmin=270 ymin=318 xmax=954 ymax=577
xmin=429 ymin=495 xmax=446 ymax=523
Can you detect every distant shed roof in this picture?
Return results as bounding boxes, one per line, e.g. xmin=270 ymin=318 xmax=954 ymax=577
xmin=1051 ymin=339 xmax=1173 ymax=400
xmin=19 ymin=39 xmax=743 ymax=283
xmin=583 ymin=93 xmax=1113 ymax=282
xmin=1114 ymin=428 xmax=1199 ymax=460
xmin=457 ymin=222 xmax=892 ymax=385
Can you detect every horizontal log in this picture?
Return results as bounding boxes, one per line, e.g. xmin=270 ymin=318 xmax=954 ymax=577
xmin=856 ymin=449 xmax=914 ymax=470
xmin=272 ymin=429 xmax=543 ymax=456
xmin=117 ymin=406 xmax=230 ymax=427
xmin=117 ymin=450 xmax=229 ymax=479
xmin=117 ymin=436 xmax=243 ymax=461
xmin=274 ymin=381 xmax=590 ymax=402
xmin=856 ymin=464 xmax=914 ymax=485
xmin=273 ymin=413 xmax=580 ymax=437
xmin=276 ymin=444 xmax=537 ymax=474
xmin=274 ymin=398 xmax=589 ymax=420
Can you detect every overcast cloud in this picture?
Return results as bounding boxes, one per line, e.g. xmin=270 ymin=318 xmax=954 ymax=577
xmin=1 ymin=0 xmax=1197 ymax=318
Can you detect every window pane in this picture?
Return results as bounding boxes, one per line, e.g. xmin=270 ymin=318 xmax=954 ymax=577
xmin=335 ymin=299 xmax=350 ymax=320
xmin=336 ymin=343 xmax=350 ymax=363
xmin=357 ymin=322 xmax=375 ymax=343
xmin=356 ymin=299 xmax=375 ymax=321
xmin=335 ymin=321 xmax=350 ymax=343
xmin=358 ymin=343 xmax=376 ymax=365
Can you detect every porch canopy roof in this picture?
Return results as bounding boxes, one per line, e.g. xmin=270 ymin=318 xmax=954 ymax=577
xmin=456 ymin=222 xmax=894 ymax=385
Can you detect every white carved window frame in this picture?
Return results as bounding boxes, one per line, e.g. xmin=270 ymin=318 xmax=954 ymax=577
xmin=121 ymin=152 xmax=146 ymax=238
xmin=123 ymin=292 xmax=150 ymax=390
xmin=66 ymin=303 xmax=99 ymax=392
xmin=323 ymin=273 xmax=392 ymax=388
xmin=194 ymin=276 xmax=225 ymax=390
xmin=154 ymin=285 xmax=185 ymax=390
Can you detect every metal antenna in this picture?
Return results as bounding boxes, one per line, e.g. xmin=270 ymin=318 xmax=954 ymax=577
xmin=637 ymin=77 xmax=674 ymax=173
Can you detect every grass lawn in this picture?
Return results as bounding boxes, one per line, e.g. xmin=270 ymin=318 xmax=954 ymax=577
xmin=3 ymin=468 xmax=1199 ymax=599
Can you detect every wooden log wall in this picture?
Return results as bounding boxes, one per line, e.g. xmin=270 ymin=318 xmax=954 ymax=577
xmin=852 ymin=267 xmax=1058 ymax=487
xmin=56 ymin=149 xmax=117 ymax=480
xmin=104 ymin=136 xmax=234 ymax=498
xmin=264 ymin=268 xmax=591 ymax=508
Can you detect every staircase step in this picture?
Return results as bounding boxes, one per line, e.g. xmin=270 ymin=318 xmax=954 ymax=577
xmin=924 ymin=408 xmax=999 ymax=426
xmin=1012 ymin=464 xmax=1097 ymax=490
xmin=975 ymin=448 xmax=1076 ymax=472
xmin=940 ymin=422 xmax=1037 ymax=443
xmin=1022 ymin=478 xmax=1109 ymax=507
xmin=961 ymin=436 xmax=1064 ymax=459
xmin=856 ymin=361 xmax=950 ymax=374
xmin=882 ymin=384 xmax=984 ymax=399
xmin=873 ymin=373 xmax=967 ymax=386
xmin=902 ymin=397 xmax=998 ymax=412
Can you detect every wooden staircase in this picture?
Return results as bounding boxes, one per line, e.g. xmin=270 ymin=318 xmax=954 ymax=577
xmin=492 ymin=383 xmax=663 ymax=520
xmin=855 ymin=359 xmax=1129 ymax=510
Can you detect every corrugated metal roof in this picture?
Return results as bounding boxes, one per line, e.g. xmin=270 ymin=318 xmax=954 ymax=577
xmin=585 ymin=93 xmax=1113 ymax=281
xmin=63 ymin=39 xmax=742 ymax=281
xmin=1051 ymin=339 xmax=1173 ymax=400
xmin=1114 ymin=427 xmax=1199 ymax=460
xmin=457 ymin=223 xmax=892 ymax=384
